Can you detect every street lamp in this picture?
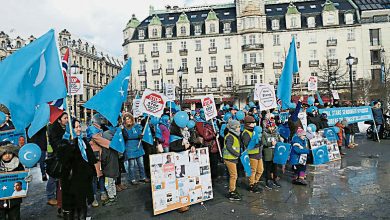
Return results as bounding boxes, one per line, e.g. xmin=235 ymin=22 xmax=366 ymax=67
xmin=143 ymin=55 xmax=148 ymax=90
xmin=70 ymin=62 xmax=79 ymax=117
xmin=160 ymin=64 xmax=164 ymax=93
xmin=346 ymin=53 xmax=355 ymax=104
xmin=178 ymin=66 xmax=183 ymax=107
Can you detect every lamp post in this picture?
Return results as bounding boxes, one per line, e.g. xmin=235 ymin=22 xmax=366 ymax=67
xmin=178 ymin=66 xmax=183 ymax=107
xmin=346 ymin=53 xmax=355 ymax=104
xmin=143 ymin=55 xmax=148 ymax=90
xmin=381 ymin=48 xmax=386 ymax=85
xmin=160 ymin=64 xmax=164 ymax=94
xmin=70 ymin=62 xmax=79 ymax=117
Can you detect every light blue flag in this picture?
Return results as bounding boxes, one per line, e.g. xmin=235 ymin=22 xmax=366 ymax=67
xmin=240 ymin=150 xmax=252 ymax=177
xmin=312 ymin=145 xmax=330 ymax=165
xmin=142 ymin=123 xmax=154 ymax=145
xmin=247 ymin=131 xmax=259 ymax=151
xmin=276 ymin=37 xmax=299 ymax=109
xmin=110 ymin=128 xmax=125 ymax=153
xmin=273 ymin=142 xmax=292 ymax=165
xmin=155 ymin=124 xmax=162 ymax=140
xmin=0 ymin=29 xmax=66 ymax=131
xmin=27 ymin=104 xmax=50 ymax=138
xmin=316 ymin=91 xmax=324 ymax=106
xmin=83 ymin=59 xmax=132 ymax=126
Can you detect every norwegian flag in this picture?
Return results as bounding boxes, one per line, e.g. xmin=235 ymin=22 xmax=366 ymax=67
xmin=49 ymin=48 xmax=69 ymax=123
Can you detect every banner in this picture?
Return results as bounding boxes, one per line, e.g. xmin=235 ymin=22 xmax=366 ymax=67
xmin=0 ymin=171 xmax=29 ymax=200
xmin=132 ymin=99 xmax=142 ymax=118
xmin=69 ymin=74 xmax=84 ymax=95
xmin=273 ymin=142 xmax=291 ymax=165
xmin=254 ymin=83 xmax=277 ymax=110
xmin=150 ymin=147 xmax=213 ymax=215
xmin=331 ymin=90 xmax=339 ymax=99
xmin=201 ymin=95 xmax=217 ymax=121
xmin=307 ymin=76 xmax=318 ymax=91
xmin=140 ymin=89 xmax=167 ymax=118
xmin=0 ymin=129 xmax=26 ymax=146
xmin=164 ymin=84 xmax=175 ymax=101
xmin=319 ymin=106 xmax=374 ymax=126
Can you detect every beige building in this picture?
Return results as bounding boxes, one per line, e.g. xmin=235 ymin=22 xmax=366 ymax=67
xmin=123 ymin=0 xmax=390 ymax=108
xmin=0 ymin=31 xmax=36 ymax=60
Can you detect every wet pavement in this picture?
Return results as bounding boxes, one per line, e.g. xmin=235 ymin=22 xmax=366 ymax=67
xmin=22 ymin=136 xmax=390 ymax=220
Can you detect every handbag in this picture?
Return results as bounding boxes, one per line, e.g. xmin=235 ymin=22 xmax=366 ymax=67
xmin=45 ymin=156 xmax=63 ymax=178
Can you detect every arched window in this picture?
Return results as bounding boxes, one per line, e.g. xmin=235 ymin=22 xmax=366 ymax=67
xmin=16 ymin=41 xmax=21 ymax=48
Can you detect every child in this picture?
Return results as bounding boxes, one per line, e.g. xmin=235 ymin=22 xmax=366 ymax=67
xmin=335 ymin=119 xmax=348 ymax=155
xmin=290 ymin=128 xmax=311 ymax=185
xmin=0 ymin=143 xmax=25 ymax=219
xmin=262 ymin=119 xmax=282 ymax=189
xmin=223 ymin=120 xmax=242 ymax=201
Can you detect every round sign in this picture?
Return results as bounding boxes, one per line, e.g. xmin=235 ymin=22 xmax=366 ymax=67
xmin=143 ymin=93 xmax=164 ymax=114
xmin=259 ymin=87 xmax=275 ymax=108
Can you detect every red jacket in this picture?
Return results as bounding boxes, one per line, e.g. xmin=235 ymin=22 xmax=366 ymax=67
xmin=195 ymin=122 xmax=219 ymax=153
xmin=335 ymin=122 xmax=344 ymax=146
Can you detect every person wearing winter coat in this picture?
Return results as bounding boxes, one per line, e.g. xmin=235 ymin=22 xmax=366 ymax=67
xmin=262 ymin=119 xmax=282 ymax=189
xmin=290 ymin=128 xmax=311 ymax=186
xmin=58 ymin=119 xmax=97 ymax=220
xmin=196 ymin=120 xmax=219 ymax=180
xmin=318 ymin=113 xmax=329 ymax=130
xmin=287 ymin=97 xmax=304 ymax=139
xmin=335 ymin=119 xmax=348 ymax=155
xmin=158 ymin=115 xmax=170 ymax=153
xmin=371 ymin=101 xmax=385 ymax=140
xmin=0 ymin=143 xmax=25 ymax=220
xmin=345 ymin=122 xmax=359 ymax=148
xmin=241 ymin=116 xmax=263 ymax=193
xmin=122 ymin=113 xmax=150 ymax=185
xmin=306 ymin=106 xmax=321 ymax=130
xmin=223 ymin=120 xmax=242 ymax=201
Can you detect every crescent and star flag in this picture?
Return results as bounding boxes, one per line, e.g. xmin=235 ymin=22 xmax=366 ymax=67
xmin=276 ymin=37 xmax=299 ymax=109
xmin=142 ymin=123 xmax=154 ymax=145
xmin=240 ymin=150 xmax=252 ymax=177
xmin=84 ymin=59 xmax=132 ymax=126
xmin=109 ymin=127 xmax=125 ymax=153
xmin=273 ymin=142 xmax=292 ymax=165
xmin=312 ymin=145 xmax=330 ymax=165
xmin=0 ymin=29 xmax=66 ymax=136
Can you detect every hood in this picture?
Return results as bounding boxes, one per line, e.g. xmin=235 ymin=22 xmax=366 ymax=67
xmin=0 ymin=143 xmax=20 ymax=158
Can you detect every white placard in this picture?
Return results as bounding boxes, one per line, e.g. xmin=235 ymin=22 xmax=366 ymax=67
xmin=165 ymin=84 xmax=175 ymax=101
xmin=132 ymin=99 xmax=142 ymax=118
xmin=331 ymin=90 xmax=340 ymax=100
xmin=201 ymin=95 xmax=217 ymax=121
xmin=307 ymin=76 xmax=318 ymax=91
xmin=254 ymin=83 xmax=277 ymax=110
xmin=69 ymin=74 xmax=84 ymax=95
xmin=139 ymin=89 xmax=167 ymax=117
xmin=298 ymin=112 xmax=307 ymax=131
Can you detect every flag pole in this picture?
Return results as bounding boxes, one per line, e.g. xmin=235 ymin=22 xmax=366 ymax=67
xmin=66 ymin=47 xmax=74 ymax=139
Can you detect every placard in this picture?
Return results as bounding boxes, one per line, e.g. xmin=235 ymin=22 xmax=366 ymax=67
xmin=331 ymin=90 xmax=339 ymax=100
xmin=273 ymin=142 xmax=291 ymax=165
xmin=307 ymin=76 xmax=318 ymax=91
xmin=0 ymin=171 xmax=29 ymax=200
xmin=319 ymin=106 xmax=374 ymax=126
xmin=310 ymin=137 xmax=341 ymax=162
xmin=311 ymin=145 xmax=330 ymax=165
xmin=140 ymin=89 xmax=167 ymax=118
xmin=132 ymin=99 xmax=142 ymax=118
xmin=165 ymin=84 xmax=175 ymax=101
xmin=254 ymin=83 xmax=277 ymax=110
xmin=150 ymin=147 xmax=213 ymax=215
xmin=0 ymin=129 xmax=26 ymax=146
xmin=70 ymin=74 xmax=84 ymax=95
xmin=298 ymin=112 xmax=307 ymax=131
xmin=201 ymin=95 xmax=217 ymax=121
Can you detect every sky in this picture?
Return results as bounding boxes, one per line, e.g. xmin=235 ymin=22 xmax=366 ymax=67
xmin=1 ymin=0 xmax=232 ymax=58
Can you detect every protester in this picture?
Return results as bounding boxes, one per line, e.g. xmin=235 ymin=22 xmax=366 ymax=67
xmin=158 ymin=115 xmax=170 ymax=153
xmin=344 ymin=122 xmax=359 ymax=148
xmin=290 ymin=128 xmax=311 ymax=185
xmin=306 ymin=106 xmax=321 ymax=130
xmin=371 ymin=101 xmax=385 ymax=140
xmin=335 ymin=119 xmax=348 ymax=155
xmin=59 ymin=119 xmax=96 ymax=220
xmin=318 ymin=113 xmax=329 ymax=130
xmin=262 ymin=119 xmax=282 ymax=189
xmin=287 ymin=97 xmax=304 ymax=140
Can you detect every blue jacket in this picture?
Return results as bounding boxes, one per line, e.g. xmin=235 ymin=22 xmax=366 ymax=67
xmin=124 ymin=124 xmax=145 ymax=159
xmin=372 ymin=107 xmax=384 ymax=124
xmin=289 ymin=135 xmax=310 ymax=165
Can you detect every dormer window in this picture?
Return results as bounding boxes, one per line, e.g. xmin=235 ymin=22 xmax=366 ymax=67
xmin=291 ymin=17 xmax=297 ymax=28
xmin=210 ymin=23 xmax=216 ymax=33
xmin=307 ymin=17 xmax=316 ymax=28
xmin=166 ymin=27 xmax=172 ymax=37
xmin=272 ymin=19 xmax=280 ymax=30
xmin=328 ymin=13 xmax=335 ymax=24
xmin=139 ymin=30 xmax=145 ymax=39
xmin=152 ymin=28 xmax=158 ymax=37
xmin=195 ymin=25 xmax=202 ymax=35
xmin=345 ymin=13 xmax=354 ymax=24
xmin=224 ymin=22 xmax=231 ymax=33
xmin=180 ymin=26 xmax=186 ymax=35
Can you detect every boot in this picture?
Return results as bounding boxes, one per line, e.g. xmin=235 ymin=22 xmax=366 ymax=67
xmin=63 ymin=210 xmax=74 ymax=220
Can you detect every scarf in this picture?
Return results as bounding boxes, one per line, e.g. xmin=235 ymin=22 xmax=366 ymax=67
xmin=1 ymin=157 xmax=20 ymax=172
xmin=77 ymin=135 xmax=88 ymax=162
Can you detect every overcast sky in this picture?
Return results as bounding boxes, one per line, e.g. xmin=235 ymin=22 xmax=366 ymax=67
xmin=1 ymin=0 xmax=232 ymax=58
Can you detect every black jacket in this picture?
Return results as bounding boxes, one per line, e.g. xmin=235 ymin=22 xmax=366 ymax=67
xmin=48 ymin=122 xmax=66 ymax=154
xmin=27 ymin=126 xmax=48 ymax=151
xmin=169 ymin=121 xmax=186 ymax=153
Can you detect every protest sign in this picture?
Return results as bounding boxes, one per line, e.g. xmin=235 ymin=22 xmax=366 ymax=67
xmin=132 ymin=99 xmax=142 ymax=118
xmin=164 ymin=84 xmax=175 ymax=101
xmin=310 ymin=136 xmax=340 ymax=162
xmin=0 ymin=171 xmax=29 ymax=200
xmin=140 ymin=89 xmax=167 ymax=118
xmin=331 ymin=90 xmax=339 ymax=99
xmin=0 ymin=129 xmax=26 ymax=146
xmin=201 ymin=95 xmax=217 ymax=121
xmin=307 ymin=76 xmax=318 ymax=91
xmin=273 ymin=142 xmax=291 ymax=165
xmin=312 ymin=145 xmax=330 ymax=165
xmin=150 ymin=147 xmax=213 ymax=215
xmin=298 ymin=112 xmax=307 ymax=130
xmin=319 ymin=106 xmax=374 ymax=126
xmin=69 ymin=74 xmax=84 ymax=95
xmin=254 ymin=83 xmax=277 ymax=110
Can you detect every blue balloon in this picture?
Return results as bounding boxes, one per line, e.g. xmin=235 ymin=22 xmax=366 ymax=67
xmin=236 ymin=111 xmax=245 ymax=121
xmin=254 ymin=126 xmax=262 ymax=134
xmin=174 ymin=111 xmax=189 ymax=128
xmin=308 ymin=123 xmax=317 ymax=132
xmin=19 ymin=143 xmax=41 ymax=168
xmin=308 ymin=96 xmax=315 ymax=106
xmin=186 ymin=120 xmax=196 ymax=129
xmin=0 ymin=111 xmax=6 ymax=125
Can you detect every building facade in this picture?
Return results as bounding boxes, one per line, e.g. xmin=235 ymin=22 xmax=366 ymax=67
xmin=123 ymin=0 xmax=390 ymax=108
xmin=0 ymin=31 xmax=36 ymax=60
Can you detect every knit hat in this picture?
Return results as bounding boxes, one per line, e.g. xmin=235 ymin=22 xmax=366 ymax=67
xmin=227 ymin=120 xmax=240 ymax=131
xmin=341 ymin=118 xmax=348 ymax=127
xmin=266 ymin=119 xmax=276 ymax=128
xmin=244 ymin=116 xmax=255 ymax=124
xmin=296 ymin=127 xmax=306 ymax=136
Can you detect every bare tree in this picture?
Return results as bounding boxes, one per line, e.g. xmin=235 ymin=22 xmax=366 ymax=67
xmin=316 ymin=55 xmax=347 ymax=96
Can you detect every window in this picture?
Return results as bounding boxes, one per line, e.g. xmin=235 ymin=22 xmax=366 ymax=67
xmin=309 ymin=33 xmax=317 ymax=43
xmin=152 ymin=43 xmax=158 ymax=52
xmin=138 ymin=44 xmax=144 ymax=54
xmin=195 ymin=40 xmax=201 ymax=51
xmin=153 ymin=59 xmax=159 ymax=70
xmin=211 ymin=57 xmax=216 ymax=67
xmin=291 ymin=17 xmax=297 ymax=28
xmin=140 ymin=60 xmax=145 ymax=71
xmin=272 ymin=19 xmax=280 ymax=30
xmin=307 ymin=17 xmax=316 ymax=28
xmin=273 ymin=34 xmax=280 ymax=46
xmin=196 ymin=57 xmax=202 ymax=68
xmin=311 ymin=72 xmax=318 ymax=76
xmin=249 ymin=17 xmax=255 ymax=28
xmin=86 ymin=88 xmax=90 ymax=100
xmin=369 ymin=29 xmax=380 ymax=46
xmin=226 ymin=77 xmax=232 ymax=87
xmin=167 ymin=59 xmax=173 ymax=69
xmin=224 ymin=22 xmax=231 ymax=32
xmin=210 ymin=39 xmax=216 ymax=48
xmin=309 ymin=50 xmax=317 ymax=60
xmin=245 ymin=75 xmax=249 ymax=85
xmin=180 ymin=26 xmax=186 ymax=35
xmin=166 ymin=27 xmax=172 ymax=36
xmin=250 ymin=53 xmax=256 ymax=64
xmin=328 ymin=13 xmax=335 ymax=24
xmin=195 ymin=25 xmax=202 ymax=35
xmin=242 ymin=36 xmax=247 ymax=45
xmin=225 ymin=55 xmax=231 ymax=66
xmin=140 ymin=81 xmax=146 ymax=90
xmin=16 ymin=41 xmax=21 ymax=48
xmin=347 ymin=29 xmax=355 ymax=41
xmin=181 ymin=41 xmax=187 ymax=49
xmin=371 ymin=50 xmax=381 ymax=65
xmin=225 ymin=38 xmax=231 ymax=49
xmin=139 ymin=30 xmax=145 ymax=38
xmin=250 ymin=74 xmax=257 ymax=85
xmin=168 ymin=79 xmax=174 ymax=84
xmin=152 ymin=28 xmax=158 ymax=37
xmin=244 ymin=53 xmax=248 ymax=64
xmin=293 ymin=74 xmax=300 ymax=84
xmin=167 ymin=42 xmax=172 ymax=53
xmin=197 ymin=78 xmax=203 ymax=88
xmin=93 ymin=75 xmax=96 ymax=84
xmin=210 ymin=23 xmax=216 ymax=33
xmin=211 ymin=78 xmax=217 ymax=88
xmin=154 ymin=80 xmax=160 ymax=91
xmin=259 ymin=75 xmax=263 ymax=83
xmin=182 ymin=58 xmax=187 ymax=69
xmin=345 ymin=13 xmax=354 ymax=25
xmin=327 ymin=48 xmax=336 ymax=59
xmin=182 ymin=79 xmax=188 ymax=89
xmin=249 ymin=35 xmax=256 ymax=45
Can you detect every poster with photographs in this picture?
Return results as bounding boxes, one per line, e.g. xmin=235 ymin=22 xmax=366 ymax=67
xmin=149 ymin=147 xmax=213 ymax=215
xmin=310 ymin=137 xmax=341 ymax=162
